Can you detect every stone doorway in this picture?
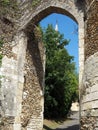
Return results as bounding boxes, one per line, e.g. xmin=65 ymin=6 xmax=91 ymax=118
xmin=21 ymin=3 xmax=84 ymax=129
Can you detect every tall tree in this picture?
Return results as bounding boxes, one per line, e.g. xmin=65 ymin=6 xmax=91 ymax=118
xmin=42 ymin=24 xmax=78 ymax=118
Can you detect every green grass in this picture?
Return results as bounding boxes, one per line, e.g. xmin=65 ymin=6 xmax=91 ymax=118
xmin=43 ymin=119 xmax=59 ymax=130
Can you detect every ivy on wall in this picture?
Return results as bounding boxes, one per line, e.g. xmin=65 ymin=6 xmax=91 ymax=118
xmin=0 ymin=0 xmax=20 ymax=18
xmin=0 ymin=0 xmax=10 ymax=6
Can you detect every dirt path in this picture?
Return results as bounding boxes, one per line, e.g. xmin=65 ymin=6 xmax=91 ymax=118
xmin=55 ymin=111 xmax=79 ymax=130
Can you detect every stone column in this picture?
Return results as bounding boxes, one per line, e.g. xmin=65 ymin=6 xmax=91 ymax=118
xmin=78 ymin=18 xmax=85 ymax=88
xmin=14 ymin=31 xmax=27 ymax=130
xmin=78 ymin=14 xmax=85 ymax=130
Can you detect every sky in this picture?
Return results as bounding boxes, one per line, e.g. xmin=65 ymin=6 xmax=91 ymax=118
xmin=40 ymin=13 xmax=79 ymax=72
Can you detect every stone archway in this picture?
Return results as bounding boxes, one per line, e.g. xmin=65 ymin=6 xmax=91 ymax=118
xmin=2 ymin=0 xmax=98 ymax=130
xmin=19 ymin=1 xmax=84 ymax=130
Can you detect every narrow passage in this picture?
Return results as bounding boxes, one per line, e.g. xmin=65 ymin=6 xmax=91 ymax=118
xmin=56 ymin=111 xmax=79 ymax=130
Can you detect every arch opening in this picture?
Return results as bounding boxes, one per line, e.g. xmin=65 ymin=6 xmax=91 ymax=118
xmin=40 ymin=13 xmax=79 ymax=128
xmin=21 ymin=4 xmax=84 ymax=129
xmin=26 ymin=6 xmax=78 ymax=30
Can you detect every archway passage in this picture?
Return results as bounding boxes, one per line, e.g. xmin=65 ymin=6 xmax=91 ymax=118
xmin=40 ymin=13 xmax=79 ymax=129
xmin=20 ymin=3 xmax=84 ymax=130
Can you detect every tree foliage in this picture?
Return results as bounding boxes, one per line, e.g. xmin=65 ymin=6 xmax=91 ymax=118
xmin=42 ymin=24 xmax=78 ymax=118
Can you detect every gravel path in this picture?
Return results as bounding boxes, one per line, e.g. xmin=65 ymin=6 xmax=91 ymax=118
xmin=55 ymin=111 xmax=79 ymax=130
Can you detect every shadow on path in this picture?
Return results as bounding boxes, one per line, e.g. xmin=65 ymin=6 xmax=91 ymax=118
xmin=43 ymin=124 xmax=79 ymax=130
xmin=43 ymin=125 xmax=53 ymax=130
xmin=43 ymin=111 xmax=79 ymax=130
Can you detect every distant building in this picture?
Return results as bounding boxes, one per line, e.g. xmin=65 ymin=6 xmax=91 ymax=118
xmin=71 ymin=102 xmax=79 ymax=111
xmin=55 ymin=20 xmax=58 ymax=32
xmin=55 ymin=20 xmax=59 ymax=45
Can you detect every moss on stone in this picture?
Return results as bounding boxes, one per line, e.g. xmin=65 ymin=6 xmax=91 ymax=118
xmin=32 ymin=0 xmax=41 ymax=7
xmin=0 ymin=0 xmax=20 ymax=18
xmin=0 ymin=0 xmax=10 ymax=6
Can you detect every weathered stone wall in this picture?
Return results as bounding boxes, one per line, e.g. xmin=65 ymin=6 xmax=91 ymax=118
xmin=21 ymin=27 xmax=45 ymax=130
xmin=81 ymin=52 xmax=98 ymax=129
xmin=85 ymin=0 xmax=98 ymax=59
xmin=0 ymin=31 xmax=27 ymax=130
xmin=81 ymin=0 xmax=98 ymax=129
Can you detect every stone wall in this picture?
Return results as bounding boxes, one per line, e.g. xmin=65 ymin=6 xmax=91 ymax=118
xmin=0 ymin=31 xmax=27 ymax=130
xmin=85 ymin=0 xmax=98 ymax=59
xmin=81 ymin=0 xmax=98 ymax=129
xmin=81 ymin=52 xmax=98 ymax=129
xmin=21 ymin=27 xmax=45 ymax=130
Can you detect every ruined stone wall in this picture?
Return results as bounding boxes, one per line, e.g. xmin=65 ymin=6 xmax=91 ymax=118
xmin=85 ymin=0 xmax=98 ymax=59
xmin=0 ymin=26 xmax=45 ymax=130
xmin=81 ymin=0 xmax=98 ymax=129
xmin=21 ymin=27 xmax=45 ymax=130
xmin=0 ymin=31 xmax=27 ymax=130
